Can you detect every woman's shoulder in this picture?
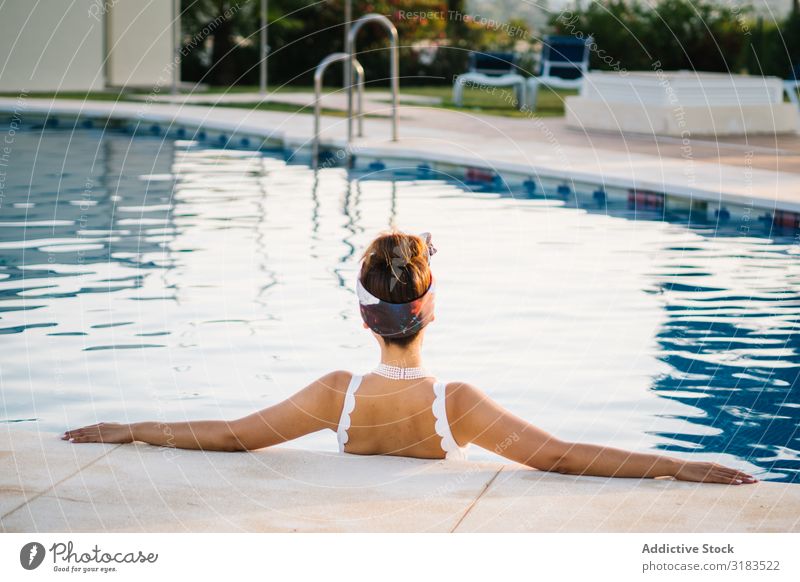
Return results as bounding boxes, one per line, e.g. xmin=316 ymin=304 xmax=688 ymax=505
xmin=442 ymin=381 xmax=480 ymax=413
xmin=441 ymin=380 xmax=485 ymax=416
xmin=305 ymin=371 xmax=355 ymax=422
xmin=314 ymin=370 xmax=356 ymax=396
xmin=443 ymin=380 xmax=482 ymax=398
xmin=439 ymin=381 xmax=485 ymax=448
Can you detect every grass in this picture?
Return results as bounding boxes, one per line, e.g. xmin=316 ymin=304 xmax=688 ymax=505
xmin=201 ymin=83 xmax=575 ymax=118
xmin=396 ymin=85 xmax=575 ymax=118
xmin=0 ymin=90 xmax=144 ymax=101
xmin=0 ymin=89 xmax=363 ymax=118
xmin=1 ymin=84 xmax=575 ymax=118
xmin=220 ymin=101 xmax=377 ymax=118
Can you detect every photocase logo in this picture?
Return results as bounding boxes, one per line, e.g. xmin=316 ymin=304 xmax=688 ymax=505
xmin=19 ymin=542 xmax=46 ymax=570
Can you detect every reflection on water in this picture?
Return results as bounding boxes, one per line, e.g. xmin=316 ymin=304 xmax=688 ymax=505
xmin=0 ymin=128 xmax=797 ymax=482
xmin=650 ymin=237 xmax=800 ymax=481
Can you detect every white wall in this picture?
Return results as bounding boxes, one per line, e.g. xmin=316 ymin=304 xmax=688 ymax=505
xmin=107 ymin=0 xmax=176 ymax=89
xmin=0 ymin=0 xmax=176 ymax=92
xmin=0 ymin=0 xmax=105 ymax=92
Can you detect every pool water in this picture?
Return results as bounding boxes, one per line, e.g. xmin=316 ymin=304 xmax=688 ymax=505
xmin=1 ymin=128 xmax=798 ymax=482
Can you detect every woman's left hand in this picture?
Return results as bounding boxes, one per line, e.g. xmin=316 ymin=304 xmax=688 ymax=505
xmin=62 ymin=422 xmax=134 ymax=444
xmin=673 ymin=461 xmax=757 ymax=485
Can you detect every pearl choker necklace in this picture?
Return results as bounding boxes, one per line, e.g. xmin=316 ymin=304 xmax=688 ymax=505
xmin=373 ymin=363 xmax=430 ymax=380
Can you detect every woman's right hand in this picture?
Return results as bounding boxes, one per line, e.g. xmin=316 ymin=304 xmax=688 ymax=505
xmin=62 ymin=422 xmax=135 ymax=444
xmin=673 ymin=461 xmax=757 ymax=485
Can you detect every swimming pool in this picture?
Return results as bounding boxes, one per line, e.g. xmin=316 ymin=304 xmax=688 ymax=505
xmin=1 ymin=126 xmax=798 ymax=482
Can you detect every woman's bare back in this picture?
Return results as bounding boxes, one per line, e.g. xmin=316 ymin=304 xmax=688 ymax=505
xmin=337 ymin=373 xmax=464 ymax=460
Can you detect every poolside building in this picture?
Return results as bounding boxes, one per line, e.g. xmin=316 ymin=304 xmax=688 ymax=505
xmin=0 ymin=0 xmax=177 ymax=92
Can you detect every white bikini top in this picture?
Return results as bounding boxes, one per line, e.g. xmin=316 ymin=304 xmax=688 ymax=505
xmin=336 ymin=374 xmax=469 ymax=461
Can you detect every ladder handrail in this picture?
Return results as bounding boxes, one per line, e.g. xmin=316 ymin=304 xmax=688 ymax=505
xmin=313 ymin=52 xmax=364 ymax=168
xmin=346 ymin=14 xmax=399 ymax=143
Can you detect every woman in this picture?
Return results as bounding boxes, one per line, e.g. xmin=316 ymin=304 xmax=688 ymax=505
xmin=64 ymin=231 xmax=756 ymax=485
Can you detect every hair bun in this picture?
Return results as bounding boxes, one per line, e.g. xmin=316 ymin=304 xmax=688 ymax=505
xmin=360 ymin=231 xmax=432 ymax=303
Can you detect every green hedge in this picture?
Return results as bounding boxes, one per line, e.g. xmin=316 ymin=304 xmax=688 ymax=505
xmin=178 ymin=0 xmax=800 ymax=89
xmin=179 ymin=0 xmax=531 ymax=88
xmin=550 ymin=0 xmax=799 ymax=78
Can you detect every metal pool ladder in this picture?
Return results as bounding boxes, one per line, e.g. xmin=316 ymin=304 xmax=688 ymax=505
xmin=312 ymin=53 xmax=364 ymax=168
xmin=346 ymin=14 xmax=399 ymax=143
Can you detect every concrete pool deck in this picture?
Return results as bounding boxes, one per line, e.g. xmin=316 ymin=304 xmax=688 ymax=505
xmin=2 ymin=96 xmax=799 ymax=214
xmin=1 ymin=428 xmax=798 ymax=533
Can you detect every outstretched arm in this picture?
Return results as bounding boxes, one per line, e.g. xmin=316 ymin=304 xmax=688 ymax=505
xmin=447 ymin=382 xmax=757 ymax=485
xmin=63 ymin=371 xmax=348 ymax=452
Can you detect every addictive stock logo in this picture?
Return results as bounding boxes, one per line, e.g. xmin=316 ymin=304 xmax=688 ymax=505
xmin=19 ymin=542 xmax=46 ymax=570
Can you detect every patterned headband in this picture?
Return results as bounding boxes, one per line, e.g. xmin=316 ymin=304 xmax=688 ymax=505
xmin=356 ymin=232 xmax=436 ymax=338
